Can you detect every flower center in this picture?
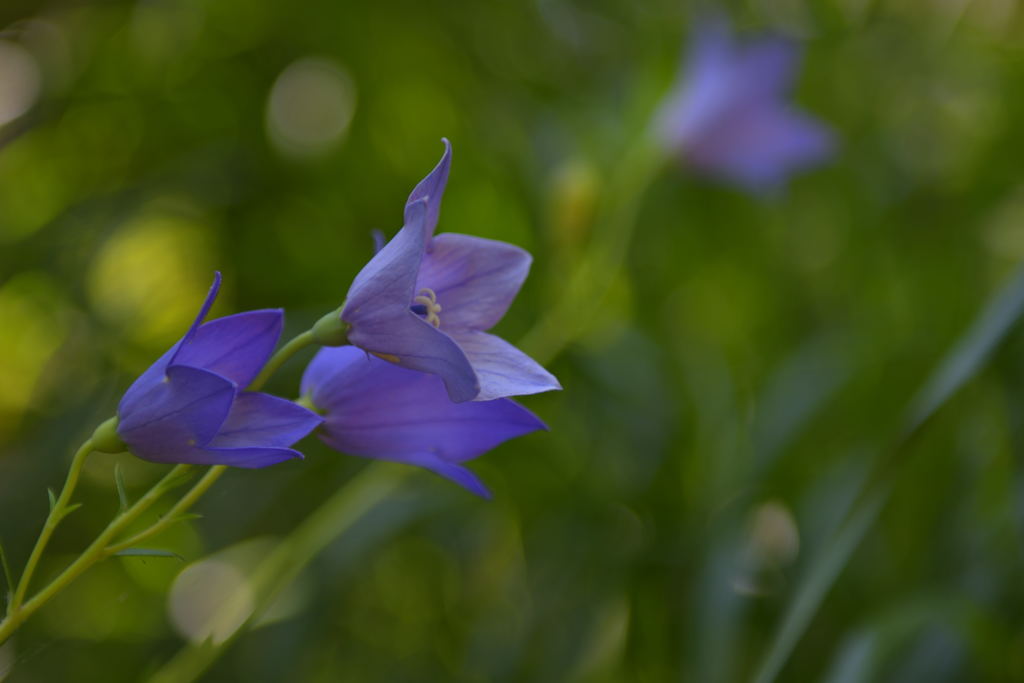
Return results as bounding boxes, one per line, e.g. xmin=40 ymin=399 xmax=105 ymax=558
xmin=411 ymin=288 xmax=442 ymax=327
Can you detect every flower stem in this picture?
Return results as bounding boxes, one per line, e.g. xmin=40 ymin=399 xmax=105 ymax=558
xmin=248 ymin=330 xmax=315 ymax=392
xmin=0 ymin=463 xmax=191 ymax=643
xmin=0 ymin=329 xmax=318 ymax=645
xmin=7 ymin=438 xmax=94 ymax=616
xmin=146 ymin=462 xmax=408 ymax=683
xmin=104 ymin=465 xmax=225 ymax=555
xmin=520 ymin=135 xmax=666 ymax=364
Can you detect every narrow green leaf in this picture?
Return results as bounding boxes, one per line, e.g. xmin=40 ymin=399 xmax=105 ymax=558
xmin=169 ymin=513 xmax=203 ymax=524
xmin=904 ymin=265 xmax=1024 ymax=435
xmin=114 ymin=548 xmax=184 ymax=561
xmin=751 ymin=267 xmax=1024 ymax=683
xmin=163 ymin=468 xmax=197 ymax=492
xmin=47 ymin=487 xmax=56 ymax=513
xmin=115 ymin=463 xmax=130 ymax=511
xmin=752 ymin=488 xmax=889 ymax=683
xmin=57 ymin=503 xmax=84 ymax=522
xmin=0 ymin=536 xmax=13 ymax=607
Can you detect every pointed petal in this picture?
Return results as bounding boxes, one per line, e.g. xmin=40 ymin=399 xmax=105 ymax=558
xmin=416 ymin=233 xmax=532 ymax=331
xmin=343 ymin=200 xmax=427 ymax=323
xmin=168 ymin=272 xmax=222 ymax=366
xmin=736 ymin=37 xmax=800 ymax=97
xmin=173 ymin=310 xmax=283 ymax=386
xmin=689 ymin=102 xmax=834 ymax=193
xmin=174 ymin=445 xmax=303 ymax=468
xmin=345 ymin=311 xmax=479 ymax=402
xmin=397 ymin=453 xmax=493 ymax=499
xmin=117 ymin=364 xmax=235 ymax=463
xmin=209 ymin=392 xmax=322 ymax=448
xmin=449 ymin=330 xmax=561 ymax=401
xmin=405 ymin=138 xmax=451 ymax=241
xmin=304 ymin=347 xmax=545 ymax=465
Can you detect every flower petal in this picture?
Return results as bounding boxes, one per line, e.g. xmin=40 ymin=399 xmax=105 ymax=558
xmin=393 ymin=453 xmax=493 ymax=498
xmin=689 ymin=102 xmax=834 ymax=193
xmin=345 ymin=311 xmax=478 ymax=402
xmin=209 ymin=392 xmax=322 ymax=449
xmin=343 ymin=200 xmax=428 ymax=324
xmin=172 ymin=445 xmax=303 ymax=468
xmin=173 ymin=310 xmax=283 ymax=386
xmin=304 ymin=346 xmax=545 ymax=464
xmin=416 ymin=233 xmax=531 ymax=331
xmin=117 ymin=364 xmax=235 ymax=463
xmin=168 ymin=272 xmax=222 ymax=366
xmin=448 ymin=330 xmax=561 ymax=401
xmin=405 ymin=138 xmax=451 ymax=242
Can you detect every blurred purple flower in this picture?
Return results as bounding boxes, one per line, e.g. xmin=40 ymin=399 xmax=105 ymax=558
xmin=657 ymin=16 xmax=834 ymax=193
xmin=117 ymin=273 xmax=322 ymax=468
xmin=301 ymin=345 xmax=547 ymax=498
xmin=340 ymin=140 xmax=561 ymax=402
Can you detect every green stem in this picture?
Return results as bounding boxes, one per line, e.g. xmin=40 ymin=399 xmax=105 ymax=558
xmin=104 ymin=466 xmax=225 ymax=555
xmin=147 ymin=462 xmax=408 ymax=683
xmin=0 ymin=463 xmax=192 ymax=643
xmin=0 ymin=329 xmax=318 ymax=645
xmin=249 ymin=330 xmax=315 ymax=392
xmin=520 ymin=135 xmax=665 ymax=365
xmin=7 ymin=438 xmax=94 ymax=615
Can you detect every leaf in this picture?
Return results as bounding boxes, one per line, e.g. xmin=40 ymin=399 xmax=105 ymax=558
xmin=750 ymin=266 xmax=1024 ymax=683
xmin=0 ymin=536 xmax=13 ymax=607
xmin=57 ymin=503 xmax=83 ymax=522
xmin=114 ymin=548 xmax=184 ymax=562
xmin=751 ymin=488 xmax=889 ymax=683
xmin=163 ymin=467 xmax=197 ymax=492
xmin=903 ymin=265 xmax=1024 ymax=436
xmin=47 ymin=487 xmax=56 ymax=513
xmin=115 ymin=463 xmax=130 ymax=511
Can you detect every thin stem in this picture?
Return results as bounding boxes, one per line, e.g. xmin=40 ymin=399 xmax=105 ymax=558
xmin=105 ymin=466 xmax=225 ymax=554
xmin=520 ymin=136 xmax=665 ymax=364
xmin=7 ymin=438 xmax=94 ymax=615
xmin=249 ymin=330 xmax=315 ymax=392
xmin=147 ymin=462 xmax=408 ymax=683
xmin=0 ymin=463 xmax=191 ymax=643
xmin=0 ymin=329 xmax=318 ymax=644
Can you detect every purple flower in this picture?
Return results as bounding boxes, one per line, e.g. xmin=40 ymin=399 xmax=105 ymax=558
xmin=340 ymin=140 xmax=561 ymax=402
xmin=301 ymin=345 xmax=547 ymax=498
xmin=116 ymin=273 xmax=322 ymax=468
xmin=657 ymin=16 xmax=834 ymax=193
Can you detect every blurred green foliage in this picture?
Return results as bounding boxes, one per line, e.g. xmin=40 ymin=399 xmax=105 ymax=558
xmin=2 ymin=0 xmax=1024 ymax=681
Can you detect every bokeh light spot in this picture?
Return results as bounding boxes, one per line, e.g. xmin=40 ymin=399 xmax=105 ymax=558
xmin=0 ymin=40 xmax=42 ymax=126
xmin=0 ymin=273 xmax=68 ymax=431
xmin=88 ymin=205 xmax=216 ymax=347
xmin=266 ymin=58 xmax=356 ymax=159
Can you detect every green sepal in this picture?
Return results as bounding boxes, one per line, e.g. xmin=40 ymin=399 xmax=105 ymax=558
xmin=114 ymin=548 xmax=184 ymax=561
xmin=90 ymin=416 xmax=126 ymax=454
xmin=311 ymin=307 xmax=350 ymax=346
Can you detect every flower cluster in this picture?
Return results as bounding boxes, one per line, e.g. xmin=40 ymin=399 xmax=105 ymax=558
xmin=112 ymin=141 xmax=559 ymax=497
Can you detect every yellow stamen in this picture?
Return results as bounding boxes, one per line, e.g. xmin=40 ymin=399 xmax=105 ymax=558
xmin=413 ymin=287 xmax=442 ymax=328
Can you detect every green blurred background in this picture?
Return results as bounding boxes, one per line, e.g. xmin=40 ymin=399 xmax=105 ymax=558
xmin=2 ymin=0 xmax=1024 ymax=681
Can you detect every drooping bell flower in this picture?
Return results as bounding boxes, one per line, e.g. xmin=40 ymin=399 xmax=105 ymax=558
xmin=300 ymin=345 xmax=547 ymax=498
xmin=657 ymin=15 xmax=834 ymax=193
xmin=339 ymin=140 xmax=561 ymax=402
xmin=115 ymin=273 xmax=322 ymax=467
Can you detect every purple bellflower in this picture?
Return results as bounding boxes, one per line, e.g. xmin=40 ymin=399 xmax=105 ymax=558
xmin=657 ymin=15 xmax=834 ymax=193
xmin=340 ymin=140 xmax=561 ymax=403
xmin=301 ymin=345 xmax=547 ymax=498
xmin=116 ymin=273 xmax=322 ymax=467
